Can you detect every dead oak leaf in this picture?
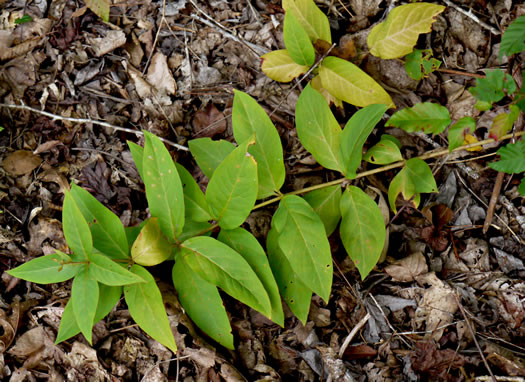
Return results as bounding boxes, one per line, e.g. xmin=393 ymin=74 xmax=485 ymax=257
xmin=384 ymin=252 xmax=428 ymax=282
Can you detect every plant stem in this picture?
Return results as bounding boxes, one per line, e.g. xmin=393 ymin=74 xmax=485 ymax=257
xmin=253 ymin=131 xmax=524 ymax=210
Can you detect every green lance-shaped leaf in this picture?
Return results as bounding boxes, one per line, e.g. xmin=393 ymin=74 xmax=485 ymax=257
xmin=499 ymin=14 xmax=525 ymax=59
xmin=310 ymin=74 xmax=343 ymax=108
xmin=56 ymin=284 xmax=122 ymax=344
xmin=340 ymin=186 xmax=386 ymax=279
xmin=319 ymin=57 xmax=394 ymax=108
xmin=124 ymin=265 xmax=177 ymax=353
xmin=283 ymin=11 xmax=315 ymax=66
xmin=128 ymin=141 xmax=145 ymax=180
xmin=63 ymin=191 xmax=93 ymax=260
xmin=188 ymin=138 xmax=235 ymax=179
xmin=87 ymin=252 xmax=144 ymax=286
xmin=206 ymin=138 xmax=258 ymax=230
xmin=469 ymin=69 xmax=517 ymax=105
xmin=266 ymin=229 xmax=312 ymax=324
xmin=261 ymin=50 xmax=310 ymax=83
xmin=303 ymin=185 xmax=342 ymax=236
xmin=7 ymin=251 xmax=81 ymax=284
xmin=143 ymin=131 xmax=185 ymax=241
xmin=448 ymin=117 xmax=476 ymax=152
xmin=367 ymin=3 xmax=445 ymax=59
xmin=282 ymin=0 xmax=331 ymax=44
xmin=131 ymin=218 xmax=173 ymax=266
xmin=172 ymin=254 xmax=233 ymax=349
xmin=180 ymin=236 xmax=272 ymax=317
xmin=232 ymin=90 xmax=285 ymax=199
xmin=489 ymin=140 xmax=525 ymax=174
xmin=489 ymin=105 xmax=520 ymax=141
xmin=175 ymin=163 xmax=211 ymax=222
xmin=386 ymin=102 xmax=451 ymax=134
xmin=341 ymin=104 xmax=388 ymax=178
xmin=295 ymin=84 xmax=344 ymax=173
xmin=388 ymin=158 xmax=438 ymax=213
xmin=70 ymin=184 xmax=129 ymax=260
xmin=364 ymin=135 xmax=403 ymax=165
xmin=71 ymin=267 xmax=99 ymax=344
xmin=271 ymin=195 xmax=332 ymax=302
xmin=178 ymin=219 xmax=213 ymax=242
xmin=218 ymin=228 xmax=284 ymax=326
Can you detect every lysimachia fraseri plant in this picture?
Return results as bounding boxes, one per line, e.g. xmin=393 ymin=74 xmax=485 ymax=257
xmin=7 ymin=87 xmax=442 ymax=351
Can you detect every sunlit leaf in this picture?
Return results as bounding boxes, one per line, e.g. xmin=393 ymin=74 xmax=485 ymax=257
xmin=367 ymin=3 xmax=445 ymax=59
xmin=143 ymin=131 xmax=184 ymax=241
xmin=282 ymin=0 xmax=331 ymax=43
xmin=261 ymin=50 xmax=310 ymax=83
xmin=266 ymin=229 xmax=312 ymax=324
xmin=319 ymin=57 xmax=394 ymax=108
xmin=87 ymin=252 xmax=143 ymax=286
xmin=218 ymin=228 xmax=284 ymax=326
xmin=188 ymin=138 xmax=235 ymax=179
xmin=271 ymin=195 xmax=332 ymax=301
xmin=295 ymin=84 xmax=344 ymax=172
xmin=206 ymin=138 xmax=258 ymax=229
xmin=310 ymin=75 xmax=343 ymax=108
xmin=489 ymin=140 xmax=525 ymax=174
xmin=124 ymin=265 xmax=177 ymax=353
xmin=303 ymin=185 xmax=342 ymax=236
xmin=386 ymin=102 xmax=450 ymax=134
xmin=448 ymin=117 xmax=476 ymax=152
xmin=232 ymin=90 xmax=285 ymax=199
xmin=284 ymin=11 xmax=315 ymax=66
xmin=180 ymin=236 xmax=272 ymax=317
xmin=499 ymin=14 xmax=525 ymax=59
xmin=173 ymin=255 xmax=233 ymax=349
xmin=340 ymin=186 xmax=386 ymax=279
xmin=341 ymin=104 xmax=388 ymax=178
xmin=388 ymin=158 xmax=438 ymax=212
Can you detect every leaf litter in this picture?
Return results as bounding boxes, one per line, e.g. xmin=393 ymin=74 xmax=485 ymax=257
xmin=0 ymin=0 xmax=524 ymax=381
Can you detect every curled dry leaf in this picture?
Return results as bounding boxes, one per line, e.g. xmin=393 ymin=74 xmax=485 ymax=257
xmin=1 ymin=150 xmax=42 ymax=176
xmin=384 ymin=252 xmax=427 ymax=282
xmin=87 ymin=30 xmax=126 ymax=57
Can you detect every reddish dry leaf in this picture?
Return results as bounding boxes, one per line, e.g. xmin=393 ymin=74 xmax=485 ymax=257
xmin=1 ymin=150 xmax=42 ymax=176
xmin=411 ymin=342 xmax=465 ymax=378
xmin=192 ymin=103 xmax=227 ymax=138
xmin=342 ymin=344 xmax=377 ymax=360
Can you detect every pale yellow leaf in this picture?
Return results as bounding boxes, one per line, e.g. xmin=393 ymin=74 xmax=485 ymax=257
xmin=310 ymin=75 xmax=343 ymax=108
xmin=261 ymin=50 xmax=309 ymax=83
xmin=282 ymin=0 xmax=331 ymax=43
xmin=367 ymin=3 xmax=445 ymax=59
xmin=319 ymin=56 xmax=394 ymax=108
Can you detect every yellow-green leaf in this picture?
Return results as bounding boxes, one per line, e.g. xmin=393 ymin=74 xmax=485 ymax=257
xmin=319 ymin=57 xmax=394 ymax=108
xmin=131 ymin=218 xmax=173 ymax=266
xmin=489 ymin=105 xmax=520 ymax=140
xmin=367 ymin=3 xmax=445 ymax=59
xmin=310 ymin=75 xmax=343 ymax=108
xmin=85 ymin=0 xmax=110 ymax=22
xmin=261 ymin=50 xmax=309 ymax=83
xmin=282 ymin=0 xmax=331 ymax=43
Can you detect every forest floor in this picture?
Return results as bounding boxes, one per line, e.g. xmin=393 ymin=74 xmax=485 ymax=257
xmin=1 ymin=0 xmax=524 ymax=381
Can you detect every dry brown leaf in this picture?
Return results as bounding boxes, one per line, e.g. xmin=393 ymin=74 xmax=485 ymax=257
xmin=147 ymin=52 xmax=176 ymax=97
xmin=192 ymin=103 xmax=227 ymax=138
xmin=87 ymin=30 xmax=126 ymax=57
xmin=1 ymin=150 xmax=42 ymax=176
xmin=384 ymin=252 xmax=428 ymax=282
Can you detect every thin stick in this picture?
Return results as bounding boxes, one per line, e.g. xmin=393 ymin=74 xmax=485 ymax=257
xmin=338 ymin=312 xmax=370 ymax=358
xmin=483 ymin=171 xmax=504 ymax=233
xmin=454 ymin=294 xmax=497 ymax=382
xmin=0 ymin=103 xmax=189 ymax=151
xmin=438 ymin=68 xmax=485 ymax=79
xmin=442 ymin=0 xmax=500 ymax=35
